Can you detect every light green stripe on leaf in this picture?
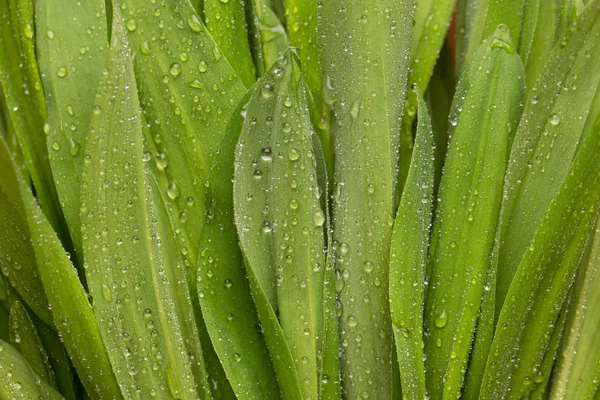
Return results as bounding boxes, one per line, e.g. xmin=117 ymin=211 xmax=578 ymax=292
xmin=389 ymin=90 xmax=434 ymax=400
xmin=36 ymin=0 xmax=109 ymax=260
xmin=318 ymin=0 xmax=413 ymax=397
xmin=81 ymin=13 xmax=209 ymax=399
xmin=424 ymin=25 xmax=524 ymax=400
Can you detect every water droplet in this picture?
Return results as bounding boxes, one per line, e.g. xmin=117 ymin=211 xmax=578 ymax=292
xmin=288 ymin=147 xmax=300 ymax=161
xmin=261 ymin=82 xmax=274 ymax=98
xmin=170 ymin=63 xmax=181 ymax=76
xmin=350 ymin=100 xmax=360 ymax=119
xmin=46 ymin=29 xmax=55 ymax=39
xmin=57 ymin=67 xmax=68 ymax=77
xmin=289 ymin=198 xmax=299 ymax=209
xmin=233 ymin=353 xmax=242 ymax=362
xmin=260 ymin=147 xmax=273 ymax=161
xmin=52 ymin=142 xmax=61 ymax=151
xmin=347 ymin=315 xmax=358 ymax=327
xmin=198 ymin=61 xmax=208 ymax=73
xmin=188 ymin=15 xmax=203 ymax=32
xmin=188 ymin=79 xmax=204 ymax=89
xmin=284 ymin=96 xmax=292 ymax=107
xmin=213 ymin=46 xmax=222 ymax=62
xmin=125 ymin=19 xmax=138 ymax=32
xmin=23 ymin=24 xmax=33 ymax=39
xmin=253 ymin=170 xmax=263 ymax=179
xmin=167 ymin=183 xmax=180 ymax=200
xmin=435 ymin=310 xmax=447 ymax=328
xmin=549 ymin=114 xmax=561 ymax=126
xmin=313 ymin=210 xmax=325 ymax=227
xmin=363 ymin=261 xmax=373 ymax=273
xmin=140 ymin=41 xmax=151 ymax=55
xmin=282 ymin=122 xmax=291 ymax=132
xmin=262 ymin=220 xmax=272 ymax=233
xmin=101 ymin=284 xmax=111 ymax=301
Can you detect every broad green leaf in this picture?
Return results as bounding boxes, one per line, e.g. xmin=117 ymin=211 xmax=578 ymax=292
xmin=197 ymin=89 xmax=280 ymax=398
xmin=81 ymin=15 xmax=209 ymax=399
xmin=0 ymin=339 xmax=63 ymax=400
xmin=389 ymin=91 xmax=434 ymax=400
xmin=0 ymin=134 xmax=121 ymax=399
xmin=234 ymin=50 xmax=333 ymax=400
xmin=0 ymin=0 xmax=64 ymax=237
xmin=461 ymin=0 xmax=526 ymax=68
xmin=249 ymin=0 xmax=290 ymax=74
xmin=36 ymin=0 xmax=109 ymax=260
xmin=317 ymin=0 xmax=413 ymax=396
xmin=9 ymin=301 xmax=57 ymax=388
xmin=480 ymin=112 xmax=600 ymax=399
xmin=495 ymin=0 xmax=600 ymax=313
xmin=549 ymin=217 xmax=600 ymax=399
xmin=204 ymin=0 xmax=256 ymax=87
xmin=523 ymin=0 xmax=559 ymax=92
xmin=424 ymin=26 xmax=524 ymax=400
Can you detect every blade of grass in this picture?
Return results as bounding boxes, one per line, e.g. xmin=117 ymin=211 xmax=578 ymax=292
xmin=480 ymin=111 xmax=600 ymax=399
xmin=8 ymin=301 xmax=57 ymax=388
xmin=398 ymin=0 xmax=454 ymax=193
xmin=248 ymin=0 xmax=290 ymax=73
xmin=549 ymin=216 xmax=600 ymax=399
xmin=0 ymin=0 xmax=64 ymax=237
xmin=0 ymin=339 xmax=63 ymax=399
xmin=0 ymin=134 xmax=122 ymax=399
xmin=204 ymin=0 xmax=256 ymax=87
xmin=424 ymin=25 xmax=524 ymax=400
xmin=81 ymin=13 xmax=209 ymax=399
xmin=35 ymin=324 xmax=78 ymax=400
xmin=197 ymin=90 xmax=281 ymax=398
xmin=461 ymin=0 xmax=526 ymax=69
xmin=234 ymin=50 xmax=332 ymax=400
xmin=389 ymin=90 xmax=435 ymax=400
xmin=317 ymin=0 xmax=413 ymax=396
xmin=495 ymin=0 xmax=600 ymax=314
xmin=35 ymin=0 xmax=109 ymax=260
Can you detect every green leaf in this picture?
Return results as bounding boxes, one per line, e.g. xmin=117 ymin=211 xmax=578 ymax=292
xmin=197 ymin=89 xmax=281 ymax=399
xmin=234 ymin=50 xmax=333 ymax=400
xmin=495 ymin=0 xmax=600 ymax=313
xmin=317 ymin=0 xmax=413 ymax=396
xmin=9 ymin=301 xmax=57 ymax=388
xmin=549 ymin=217 xmax=600 ymax=399
xmin=0 ymin=0 xmax=64 ymax=237
xmin=204 ymin=0 xmax=256 ymax=87
xmin=0 ymin=133 xmax=121 ymax=399
xmin=424 ymin=25 xmax=524 ymax=400
xmin=36 ymin=0 xmax=109 ymax=260
xmin=523 ymin=0 xmax=559 ymax=92
xmin=461 ymin=0 xmax=526 ymax=68
xmin=248 ymin=0 xmax=290 ymax=74
xmin=0 ymin=339 xmax=63 ymax=400
xmin=480 ymin=112 xmax=600 ymax=400
xmin=389 ymin=91 xmax=434 ymax=400
xmin=35 ymin=324 xmax=78 ymax=400
xmin=81 ymin=14 xmax=209 ymax=399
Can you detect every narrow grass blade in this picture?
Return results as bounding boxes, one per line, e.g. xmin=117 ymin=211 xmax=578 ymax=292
xmin=495 ymin=1 xmax=600 ymax=313
xmin=234 ymin=50 xmax=329 ymax=399
xmin=36 ymin=0 xmax=109 ymax=259
xmin=81 ymin=15 xmax=208 ymax=399
xmin=248 ymin=0 xmax=289 ymax=73
xmin=8 ymin=301 xmax=57 ymax=388
xmin=0 ymin=0 xmax=64 ymax=236
xmin=558 ymin=0 xmax=587 ymax=40
xmin=398 ymin=0 xmax=454 ymax=192
xmin=318 ymin=0 xmax=413 ymax=396
xmin=204 ymin=0 xmax=256 ymax=87
xmin=480 ymin=113 xmax=600 ymax=399
xmin=0 ymin=339 xmax=63 ymax=399
xmin=389 ymin=91 xmax=434 ymax=400
xmin=35 ymin=324 xmax=78 ymax=400
xmin=461 ymin=0 xmax=526 ymax=68
xmin=549 ymin=217 xmax=600 ymax=399
xmin=197 ymin=90 xmax=281 ymax=398
xmin=0 ymin=134 xmax=122 ymax=399
xmin=523 ymin=0 xmax=559 ymax=92
xmin=424 ymin=26 xmax=524 ymax=400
